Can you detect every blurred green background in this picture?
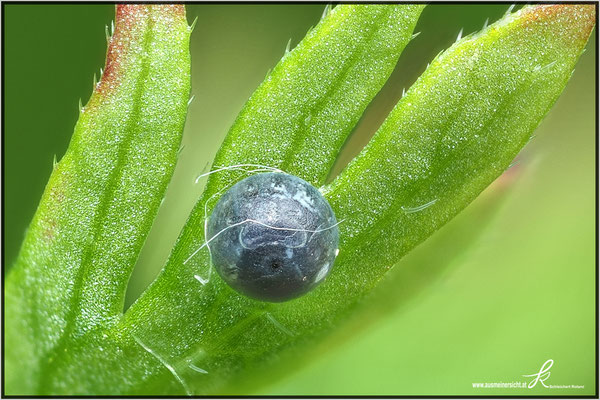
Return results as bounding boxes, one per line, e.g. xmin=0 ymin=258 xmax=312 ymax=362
xmin=4 ymin=4 xmax=596 ymax=395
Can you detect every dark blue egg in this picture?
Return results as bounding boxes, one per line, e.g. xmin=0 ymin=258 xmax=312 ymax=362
xmin=207 ymin=172 xmax=339 ymax=302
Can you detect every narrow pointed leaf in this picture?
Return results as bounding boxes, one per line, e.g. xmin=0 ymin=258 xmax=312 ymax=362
xmin=119 ymin=4 xmax=593 ymax=395
xmin=205 ymin=4 xmax=425 ymax=188
xmin=324 ymin=4 xmax=596 ymax=298
xmin=7 ymin=3 xmax=594 ymax=396
xmin=5 ymin=4 xmax=191 ymax=394
xmin=114 ymin=4 xmax=424 ymax=394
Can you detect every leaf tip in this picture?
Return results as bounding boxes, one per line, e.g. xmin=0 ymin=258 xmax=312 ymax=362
xmin=520 ymin=4 xmax=596 ymax=45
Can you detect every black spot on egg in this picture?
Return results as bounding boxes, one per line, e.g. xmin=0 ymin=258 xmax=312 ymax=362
xmin=207 ymin=172 xmax=339 ymax=302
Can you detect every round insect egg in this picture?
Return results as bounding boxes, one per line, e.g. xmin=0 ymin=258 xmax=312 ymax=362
xmin=207 ymin=172 xmax=339 ymax=302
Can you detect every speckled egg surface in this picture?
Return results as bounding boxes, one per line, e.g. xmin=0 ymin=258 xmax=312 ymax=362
xmin=207 ymin=172 xmax=339 ymax=302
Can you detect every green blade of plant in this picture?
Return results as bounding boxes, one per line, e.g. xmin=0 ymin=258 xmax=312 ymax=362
xmin=241 ymin=169 xmax=520 ymax=394
xmin=253 ymin=4 xmax=594 ymax=389
xmin=322 ymin=3 xmax=596 ymax=297
xmin=202 ymin=4 xmax=425 ymax=189
xmin=122 ymin=4 xmax=594 ymax=395
xmin=103 ymin=4 xmax=593 ymax=395
xmin=105 ymin=4 xmax=425 ymax=395
xmin=4 ymin=4 xmax=191 ymax=395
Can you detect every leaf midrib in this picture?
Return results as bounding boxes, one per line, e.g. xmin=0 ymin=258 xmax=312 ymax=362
xmin=335 ymin=62 xmax=540 ymax=267
xmin=278 ymin=6 xmax=392 ymax=184
xmin=36 ymin=8 xmax=157 ymax=393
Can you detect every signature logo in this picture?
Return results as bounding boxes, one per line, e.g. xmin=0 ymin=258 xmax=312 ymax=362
xmin=523 ymin=359 xmax=554 ymax=388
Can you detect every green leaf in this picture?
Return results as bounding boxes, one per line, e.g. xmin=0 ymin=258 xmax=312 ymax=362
xmin=324 ymin=3 xmax=596 ymax=295
xmin=201 ymin=4 xmax=425 ymax=189
xmin=121 ymin=4 xmax=593 ymax=395
xmin=245 ymin=171 xmax=520 ymax=394
xmin=118 ymin=4 xmax=425 ymax=394
xmin=111 ymin=3 xmax=591 ymax=396
xmin=5 ymin=4 xmax=191 ymax=395
xmin=6 ymin=3 xmax=595 ymax=396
